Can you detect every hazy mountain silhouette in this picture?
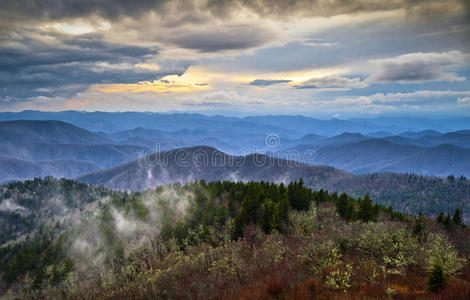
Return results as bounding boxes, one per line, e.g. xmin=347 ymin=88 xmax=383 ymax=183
xmin=77 ymin=146 xmax=352 ymax=191
xmin=2 ymin=111 xmax=470 ymax=135
xmin=283 ymin=139 xmax=470 ymax=177
xmin=0 ymin=121 xmax=150 ymax=182
xmin=398 ymin=130 xmax=441 ymax=138
xmin=2 ymin=117 xmax=470 ymax=183
xmin=0 ymin=158 xmax=100 ymax=184
xmin=0 ymin=143 xmax=148 ymax=168
xmin=0 ymin=120 xmax=112 ymax=144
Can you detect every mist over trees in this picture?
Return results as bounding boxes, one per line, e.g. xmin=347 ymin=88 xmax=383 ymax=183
xmin=1 ymin=178 xmax=469 ymax=299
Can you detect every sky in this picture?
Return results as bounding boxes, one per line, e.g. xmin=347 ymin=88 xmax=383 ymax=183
xmin=0 ymin=0 xmax=469 ymax=117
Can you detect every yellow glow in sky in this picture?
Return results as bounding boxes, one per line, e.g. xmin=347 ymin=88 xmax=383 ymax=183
xmin=45 ymin=20 xmax=111 ymax=35
xmin=90 ymin=69 xmax=211 ymax=94
xmin=88 ymin=63 xmax=349 ymax=95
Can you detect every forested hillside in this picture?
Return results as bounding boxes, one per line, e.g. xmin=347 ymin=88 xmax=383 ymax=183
xmin=326 ymin=173 xmax=470 ymax=221
xmin=77 ymin=146 xmax=470 ymax=223
xmin=0 ymin=177 xmax=112 ymax=245
xmin=1 ymin=178 xmax=469 ymax=299
xmin=77 ymin=146 xmax=351 ymax=191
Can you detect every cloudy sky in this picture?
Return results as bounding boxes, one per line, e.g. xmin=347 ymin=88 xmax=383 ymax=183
xmin=0 ymin=0 xmax=469 ymax=117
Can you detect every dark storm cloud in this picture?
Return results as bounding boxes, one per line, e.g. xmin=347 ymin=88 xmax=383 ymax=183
xmin=465 ymin=0 xmax=470 ymax=19
xmin=0 ymin=31 xmax=158 ymax=70
xmin=167 ymin=26 xmax=273 ymax=52
xmin=291 ymin=51 xmax=467 ymax=90
xmin=207 ymin=0 xmax=415 ymax=18
xmin=249 ymin=79 xmax=291 ymax=86
xmin=209 ymin=0 xmax=470 ymax=26
xmin=0 ymin=0 xmax=465 ymax=28
xmin=369 ymin=51 xmax=466 ymax=83
xmin=0 ymin=30 xmax=189 ymax=100
xmin=0 ymin=0 xmax=167 ymax=26
xmin=294 ymin=76 xmax=367 ymax=89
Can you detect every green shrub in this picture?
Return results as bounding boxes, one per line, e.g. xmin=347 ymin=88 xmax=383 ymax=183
xmin=359 ymin=223 xmax=418 ymax=275
xmin=425 ymin=233 xmax=466 ymax=276
xmin=325 ymin=264 xmax=352 ymax=291
xmin=302 ymin=241 xmax=342 ymax=278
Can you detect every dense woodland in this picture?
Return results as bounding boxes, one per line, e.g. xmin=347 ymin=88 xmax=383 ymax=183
xmin=326 ymin=172 xmax=470 ymax=222
xmin=0 ymin=177 xmax=111 ymax=245
xmin=0 ymin=178 xmax=469 ymax=299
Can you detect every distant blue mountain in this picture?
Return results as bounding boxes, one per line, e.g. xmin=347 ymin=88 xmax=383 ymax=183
xmin=1 ymin=111 xmax=470 ymax=135
xmin=398 ymin=130 xmax=441 ymax=139
xmin=0 ymin=120 xmax=112 ymax=144
xmin=0 ymin=120 xmax=148 ymax=182
xmin=365 ymin=131 xmax=393 ymax=138
xmin=1 ymin=114 xmax=470 ymax=181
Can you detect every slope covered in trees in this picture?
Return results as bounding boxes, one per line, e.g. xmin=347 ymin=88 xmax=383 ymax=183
xmin=327 ymin=172 xmax=470 ymax=222
xmin=77 ymin=146 xmax=470 ymax=223
xmin=77 ymin=146 xmax=352 ymax=190
xmin=1 ymin=178 xmax=469 ymax=299
xmin=0 ymin=177 xmax=112 ymax=245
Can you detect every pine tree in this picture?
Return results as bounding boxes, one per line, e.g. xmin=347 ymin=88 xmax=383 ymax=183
xmin=274 ymin=196 xmax=290 ymax=233
xmin=428 ymin=264 xmax=446 ymax=293
xmin=232 ymin=215 xmax=244 ymax=240
xmin=336 ymin=193 xmax=349 ymax=219
xmin=345 ymin=201 xmax=355 ymax=221
xmin=357 ymin=195 xmax=376 ymax=222
xmin=228 ymin=197 xmax=236 ymax=217
xmin=288 ymin=179 xmax=309 ymax=211
xmin=241 ymin=195 xmax=259 ymax=224
xmin=262 ymin=199 xmax=275 ymax=234
xmin=318 ymin=188 xmax=328 ymax=203
xmin=452 ymin=208 xmax=464 ymax=227
xmin=278 ymin=183 xmax=286 ymax=199
xmin=413 ymin=212 xmax=426 ymax=242
xmin=287 ymin=182 xmax=295 ymax=208
xmin=442 ymin=213 xmax=452 ymax=231
xmin=436 ymin=211 xmax=444 ymax=223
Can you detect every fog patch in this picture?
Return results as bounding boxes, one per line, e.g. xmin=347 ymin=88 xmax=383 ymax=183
xmin=0 ymin=199 xmax=30 ymax=215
